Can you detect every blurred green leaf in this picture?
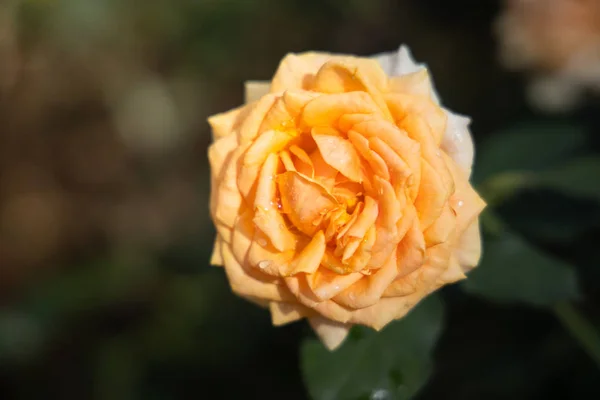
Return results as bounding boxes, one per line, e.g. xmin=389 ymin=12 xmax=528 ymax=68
xmin=538 ymin=157 xmax=600 ymax=201
xmin=495 ymin=189 xmax=600 ymax=242
xmin=463 ymin=231 xmax=580 ymax=306
xmin=301 ymin=295 xmax=443 ymax=400
xmin=473 ymin=121 xmax=587 ymax=185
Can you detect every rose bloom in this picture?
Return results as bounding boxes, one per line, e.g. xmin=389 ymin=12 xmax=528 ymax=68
xmin=208 ymin=45 xmax=485 ymax=350
xmin=496 ymin=0 xmax=600 ymax=111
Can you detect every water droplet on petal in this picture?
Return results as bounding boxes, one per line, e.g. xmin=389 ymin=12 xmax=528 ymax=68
xmin=258 ymin=260 xmax=271 ymax=270
xmin=257 ymin=238 xmax=268 ymax=247
xmin=457 ymin=200 xmax=464 ymax=207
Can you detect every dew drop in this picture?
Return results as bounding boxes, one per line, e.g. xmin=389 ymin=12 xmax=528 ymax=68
xmin=258 ymin=260 xmax=271 ymax=270
xmin=457 ymin=200 xmax=464 ymax=208
xmin=257 ymin=238 xmax=268 ymax=247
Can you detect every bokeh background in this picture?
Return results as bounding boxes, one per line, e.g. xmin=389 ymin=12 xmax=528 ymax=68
xmin=1 ymin=0 xmax=600 ymax=399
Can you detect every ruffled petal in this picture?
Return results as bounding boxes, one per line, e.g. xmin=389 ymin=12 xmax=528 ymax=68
xmin=277 ymin=171 xmax=339 ymax=236
xmin=312 ymin=127 xmax=363 ymax=182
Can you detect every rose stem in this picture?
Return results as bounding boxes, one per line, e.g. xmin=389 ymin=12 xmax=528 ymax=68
xmin=554 ymin=301 xmax=600 ymax=369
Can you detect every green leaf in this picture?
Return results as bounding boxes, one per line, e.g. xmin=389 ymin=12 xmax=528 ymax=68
xmin=538 ymin=157 xmax=600 ymax=201
xmin=301 ymin=295 xmax=443 ymax=400
xmin=462 ymin=231 xmax=580 ymax=306
xmin=473 ymin=121 xmax=587 ymax=185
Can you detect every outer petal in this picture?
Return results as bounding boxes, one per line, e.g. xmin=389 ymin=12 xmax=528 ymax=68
xmin=309 ymin=317 xmax=351 ymax=351
xmin=210 ymin=236 xmax=224 ymax=266
xmin=208 ymin=105 xmax=245 ymax=141
xmin=245 ymin=81 xmax=270 ymax=103
xmin=454 ymin=219 xmax=482 ymax=272
xmin=441 ymin=112 xmax=475 ymax=174
xmin=270 ymin=302 xmax=314 ymax=326
xmin=221 ymin=243 xmax=294 ymax=302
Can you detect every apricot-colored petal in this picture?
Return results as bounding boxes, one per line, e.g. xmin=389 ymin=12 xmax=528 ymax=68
xmin=389 ymin=69 xmax=435 ymax=98
xmin=280 ymin=150 xmax=296 ymax=172
xmin=302 ymin=92 xmax=382 ymax=128
xmin=245 ymin=81 xmax=271 ymax=103
xmin=386 ymin=93 xmax=447 ymax=145
xmin=284 ymin=275 xmax=354 ymax=323
xmin=368 ymin=136 xmax=412 ymax=198
xmin=289 ymin=231 xmax=327 ymax=275
xmin=238 ymin=129 xmax=295 ymax=199
xmin=385 ymin=238 xmax=453 ymax=298
xmin=290 ymin=145 xmax=314 ymax=178
xmin=210 ymin=236 xmax=224 ymax=266
xmin=258 ymin=96 xmax=300 ymax=135
xmin=414 ymin=159 xmax=450 ymax=231
xmin=247 ymin=234 xmax=295 ymax=277
xmin=348 ymin=293 xmax=425 ymax=330
xmin=345 ymin=225 xmax=377 ymax=272
xmin=309 ymin=317 xmax=351 ymax=351
xmin=307 ymin=267 xmax=364 ymax=300
xmin=351 ymin=119 xmax=421 ymax=201
xmin=382 ymin=217 xmax=426 ymax=297
xmin=334 ymin=249 xmax=399 ymax=309
xmin=278 ymin=171 xmax=338 ymax=236
xmin=338 ymin=113 xmax=376 ymax=132
xmin=283 ymin=90 xmax=321 ymax=116
xmin=238 ymin=93 xmax=278 ymax=143
xmin=441 ymin=112 xmax=474 ymax=174
xmin=270 ymin=53 xmax=334 ymax=92
xmin=253 ymin=153 xmax=297 ymax=251
xmin=455 ymin=219 xmax=482 ymax=272
xmin=208 ymin=106 xmax=245 ymax=141
xmin=347 ymin=130 xmax=390 ymax=181
xmin=422 ymin=203 xmax=456 ymax=247
xmin=346 ymin=196 xmax=378 ymax=239
xmin=367 ymin=177 xmax=402 ymax=269
xmin=313 ymin=59 xmax=389 ymax=93
xmin=312 ymin=128 xmax=363 ymax=182
xmin=209 ymin=141 xmax=246 ymax=230
xmin=270 ymin=302 xmax=314 ymax=326
xmin=221 ymin=241 xmax=294 ymax=302
xmin=436 ymin=255 xmax=466 ymax=286
xmin=444 ymin=153 xmax=486 ymax=236
xmin=312 ymin=60 xmax=393 ymax=122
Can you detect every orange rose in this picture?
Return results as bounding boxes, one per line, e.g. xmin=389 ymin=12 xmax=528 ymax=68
xmin=208 ymin=45 xmax=485 ymax=350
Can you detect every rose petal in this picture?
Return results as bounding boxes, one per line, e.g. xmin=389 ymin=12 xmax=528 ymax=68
xmin=308 ymin=317 xmax=351 ymax=351
xmin=245 ymin=81 xmax=271 ymax=103
xmin=210 ymin=236 xmax=224 ymax=266
xmin=270 ymin=302 xmax=314 ymax=326
xmin=444 ymin=153 xmax=486 ymax=236
xmin=334 ymin=249 xmax=399 ymax=309
xmin=389 ymin=69 xmax=435 ymax=98
xmin=278 ymin=171 xmax=339 ymax=236
xmin=253 ymin=153 xmax=297 ymax=251
xmin=454 ymin=219 xmax=482 ymax=272
xmin=312 ymin=127 xmax=363 ymax=182
xmin=238 ymin=129 xmax=295 ymax=200
xmin=307 ymin=267 xmax=364 ymax=300
xmin=386 ymin=93 xmax=447 ymax=144
xmin=422 ymin=203 xmax=456 ymax=247
xmin=208 ymin=105 xmax=245 ymax=141
xmin=221 ymin=242 xmax=294 ymax=302
xmin=441 ymin=112 xmax=475 ymax=174
xmin=270 ymin=53 xmax=334 ymax=92
xmin=302 ymin=92 xmax=382 ymax=128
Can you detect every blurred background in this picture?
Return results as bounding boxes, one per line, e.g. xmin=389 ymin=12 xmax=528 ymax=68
xmin=1 ymin=0 xmax=600 ymax=399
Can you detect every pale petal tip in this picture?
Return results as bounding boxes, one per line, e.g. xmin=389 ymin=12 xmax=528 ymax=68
xmin=244 ymin=80 xmax=271 ymax=104
xmin=309 ymin=317 xmax=351 ymax=351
